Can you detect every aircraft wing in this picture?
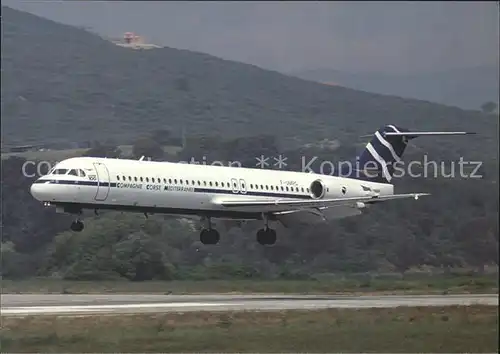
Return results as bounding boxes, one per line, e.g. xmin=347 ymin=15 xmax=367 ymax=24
xmin=213 ymin=193 xmax=430 ymax=212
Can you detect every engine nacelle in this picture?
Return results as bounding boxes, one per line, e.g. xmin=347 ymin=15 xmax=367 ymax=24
xmin=310 ymin=179 xmax=327 ymax=199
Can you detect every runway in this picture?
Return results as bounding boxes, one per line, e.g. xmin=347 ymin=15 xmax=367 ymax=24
xmin=1 ymin=293 xmax=497 ymax=316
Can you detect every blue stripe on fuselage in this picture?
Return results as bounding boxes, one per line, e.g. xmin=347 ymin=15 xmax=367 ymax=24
xmin=33 ymin=179 xmax=313 ymax=200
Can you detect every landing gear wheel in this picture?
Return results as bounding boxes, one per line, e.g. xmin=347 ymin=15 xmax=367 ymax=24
xmin=256 ymin=228 xmax=276 ymax=245
xmin=70 ymin=220 xmax=84 ymax=232
xmin=200 ymin=228 xmax=220 ymax=245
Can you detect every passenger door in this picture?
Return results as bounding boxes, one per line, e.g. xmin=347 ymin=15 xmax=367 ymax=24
xmin=93 ymin=162 xmax=110 ymax=201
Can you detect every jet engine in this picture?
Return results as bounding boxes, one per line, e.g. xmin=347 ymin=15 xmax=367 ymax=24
xmin=310 ymin=179 xmax=327 ymax=199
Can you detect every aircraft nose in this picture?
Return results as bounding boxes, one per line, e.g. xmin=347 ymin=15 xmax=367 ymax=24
xmin=30 ymin=181 xmax=45 ymax=201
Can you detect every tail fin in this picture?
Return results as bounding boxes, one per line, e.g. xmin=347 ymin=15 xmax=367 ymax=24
xmin=349 ymin=125 xmax=475 ymax=183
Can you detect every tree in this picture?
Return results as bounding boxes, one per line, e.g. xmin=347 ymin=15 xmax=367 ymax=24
xmin=480 ymin=101 xmax=497 ymax=114
xmin=386 ymin=232 xmax=424 ymax=274
xmin=456 ymin=216 xmax=499 ymax=272
xmin=132 ymin=137 xmax=164 ymax=160
xmin=111 ymin=232 xmax=172 ymax=281
xmin=1 ymin=241 xmax=29 ymax=278
xmin=149 ymin=129 xmax=172 ymax=145
xmin=83 ymin=143 xmax=121 ymax=158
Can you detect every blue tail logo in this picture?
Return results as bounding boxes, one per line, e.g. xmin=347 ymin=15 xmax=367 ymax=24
xmin=357 ymin=125 xmax=412 ymax=183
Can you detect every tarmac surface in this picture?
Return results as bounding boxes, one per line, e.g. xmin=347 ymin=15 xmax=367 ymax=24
xmin=1 ymin=293 xmax=497 ymax=316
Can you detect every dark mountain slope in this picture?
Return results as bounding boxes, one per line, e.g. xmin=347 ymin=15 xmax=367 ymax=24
xmin=1 ymin=6 xmax=496 ymax=163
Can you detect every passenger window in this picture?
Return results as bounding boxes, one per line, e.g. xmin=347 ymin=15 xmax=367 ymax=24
xmin=197 ymin=181 xmax=201 ymax=185
xmin=203 ymin=181 xmax=207 ymax=186
xmin=301 ymin=187 xmax=304 ymax=192
xmin=174 ymin=179 xmax=177 ymax=184
xmin=128 ymin=176 xmax=132 ymax=181
xmin=117 ymin=176 xmax=120 ymax=180
xmin=209 ymin=182 xmax=213 ymax=186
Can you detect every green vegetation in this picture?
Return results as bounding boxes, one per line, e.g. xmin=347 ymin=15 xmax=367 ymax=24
xmin=481 ymin=101 xmax=498 ymax=114
xmin=1 ymin=306 xmax=497 ymax=352
xmin=1 ymin=148 xmax=90 ymax=161
xmin=1 ymin=273 xmax=498 ymax=295
xmin=0 ymin=144 xmax=183 ymax=161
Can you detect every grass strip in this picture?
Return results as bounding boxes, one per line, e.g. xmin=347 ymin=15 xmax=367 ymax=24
xmin=2 ymin=274 xmax=498 ymax=295
xmin=1 ymin=305 xmax=498 ymax=352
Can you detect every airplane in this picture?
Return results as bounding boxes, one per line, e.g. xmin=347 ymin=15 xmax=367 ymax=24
xmin=30 ymin=125 xmax=474 ymax=245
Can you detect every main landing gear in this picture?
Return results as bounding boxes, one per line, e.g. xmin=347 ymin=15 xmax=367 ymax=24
xmin=199 ymin=214 xmax=277 ymax=245
xmin=256 ymin=213 xmax=276 ymax=245
xmin=256 ymin=227 xmax=276 ymax=245
xmin=199 ymin=217 xmax=220 ymax=245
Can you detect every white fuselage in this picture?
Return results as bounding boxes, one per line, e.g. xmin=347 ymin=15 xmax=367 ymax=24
xmin=30 ymin=157 xmax=393 ymax=219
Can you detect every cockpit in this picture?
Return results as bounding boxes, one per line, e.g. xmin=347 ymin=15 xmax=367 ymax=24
xmin=30 ymin=158 xmax=96 ymax=205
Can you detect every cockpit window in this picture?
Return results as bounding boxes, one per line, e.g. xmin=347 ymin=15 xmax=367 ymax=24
xmin=51 ymin=168 xmax=86 ymax=177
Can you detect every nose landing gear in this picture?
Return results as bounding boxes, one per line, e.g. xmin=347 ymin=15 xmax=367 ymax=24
xmin=70 ymin=219 xmax=84 ymax=232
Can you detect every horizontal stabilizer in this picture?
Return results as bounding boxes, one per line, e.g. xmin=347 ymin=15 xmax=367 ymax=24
xmin=384 ymin=131 xmax=475 ymax=137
